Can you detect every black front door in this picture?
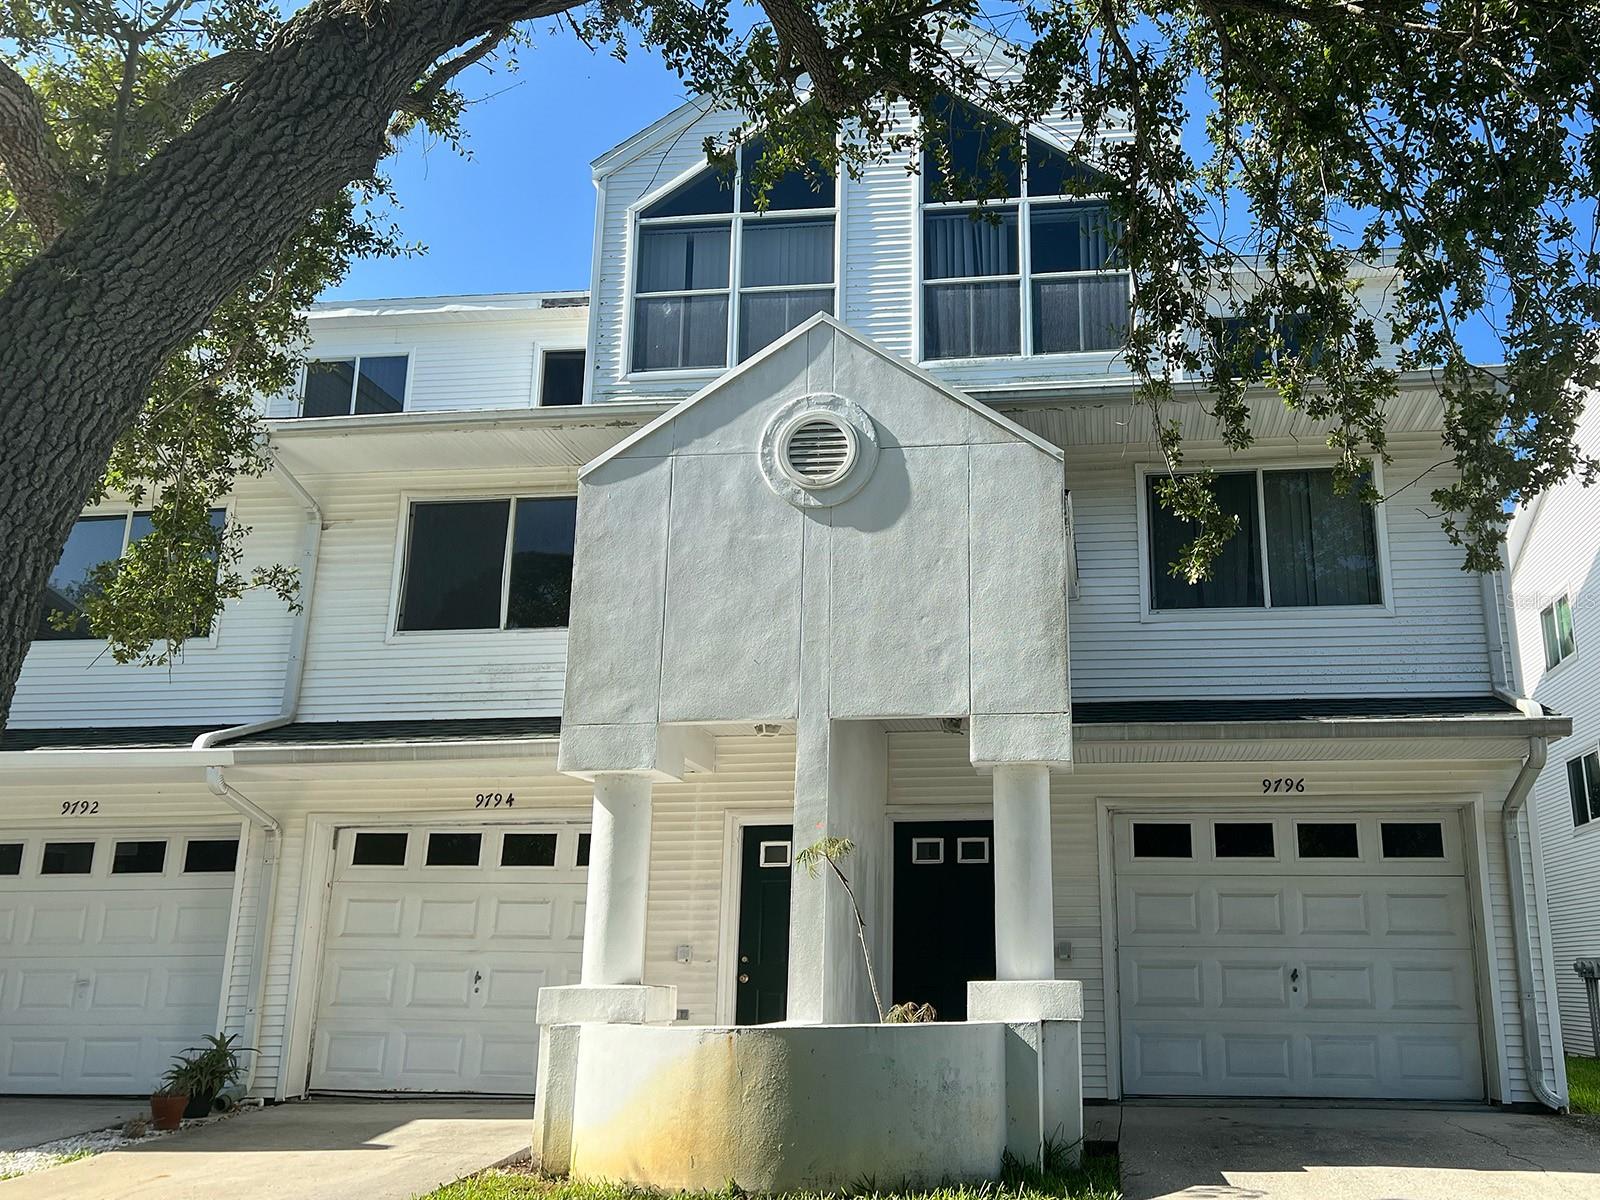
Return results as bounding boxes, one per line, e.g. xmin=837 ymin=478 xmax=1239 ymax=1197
xmin=892 ymin=820 xmax=995 ymax=1021
xmin=734 ymin=824 xmax=793 ymax=1024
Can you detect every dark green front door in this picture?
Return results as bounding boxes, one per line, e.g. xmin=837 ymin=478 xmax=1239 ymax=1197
xmin=734 ymin=824 xmax=793 ymax=1024
xmin=892 ymin=819 xmax=996 ymax=1020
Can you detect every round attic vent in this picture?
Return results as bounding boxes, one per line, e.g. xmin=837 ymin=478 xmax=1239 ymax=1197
xmin=779 ymin=415 xmax=856 ymax=487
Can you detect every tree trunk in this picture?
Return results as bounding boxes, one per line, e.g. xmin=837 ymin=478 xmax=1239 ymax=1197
xmin=0 ymin=0 xmax=571 ymax=724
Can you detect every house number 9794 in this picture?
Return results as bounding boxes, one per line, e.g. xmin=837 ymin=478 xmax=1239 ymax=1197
xmin=1262 ymin=777 xmax=1306 ymax=793
xmin=474 ymin=792 xmax=516 ymax=808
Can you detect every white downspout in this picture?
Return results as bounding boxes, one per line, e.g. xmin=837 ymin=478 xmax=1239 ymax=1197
xmin=193 ymin=444 xmax=322 ymax=1099
xmin=1501 ymin=734 xmax=1567 ymax=1110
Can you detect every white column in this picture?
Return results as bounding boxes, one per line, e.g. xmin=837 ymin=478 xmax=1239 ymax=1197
xmin=579 ymin=772 xmax=654 ymax=986
xmin=992 ymin=762 xmax=1056 ymax=980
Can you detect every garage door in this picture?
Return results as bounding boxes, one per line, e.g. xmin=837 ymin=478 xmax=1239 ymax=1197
xmin=310 ymin=821 xmax=587 ymax=1094
xmin=0 ymin=828 xmax=240 ymax=1094
xmin=1115 ymin=810 xmax=1485 ymax=1100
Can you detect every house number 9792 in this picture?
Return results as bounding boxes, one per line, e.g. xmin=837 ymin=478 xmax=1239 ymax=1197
xmin=1262 ymin=777 xmax=1306 ymax=793
xmin=474 ymin=792 xmax=516 ymax=808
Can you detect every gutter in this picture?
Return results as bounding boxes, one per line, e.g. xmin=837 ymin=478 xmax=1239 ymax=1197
xmin=190 ymin=444 xmax=323 ymax=1100
xmin=1500 ymin=729 xmax=1567 ymax=1110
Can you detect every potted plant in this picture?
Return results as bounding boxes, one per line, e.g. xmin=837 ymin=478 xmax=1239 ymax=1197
xmin=149 ymin=1083 xmax=188 ymax=1131
xmin=157 ymin=1034 xmax=255 ymax=1122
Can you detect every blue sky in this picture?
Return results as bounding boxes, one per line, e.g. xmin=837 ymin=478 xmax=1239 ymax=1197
xmin=327 ymin=29 xmax=697 ymax=300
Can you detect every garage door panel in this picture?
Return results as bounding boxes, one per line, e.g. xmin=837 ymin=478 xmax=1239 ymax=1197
xmin=310 ymin=821 xmax=587 ymax=1095
xmin=1116 ymin=811 xmax=1486 ymax=1101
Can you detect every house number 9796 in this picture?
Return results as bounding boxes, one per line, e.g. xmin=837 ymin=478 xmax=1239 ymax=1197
xmin=474 ymin=792 xmax=516 ymax=808
xmin=1262 ymin=777 xmax=1306 ymax=793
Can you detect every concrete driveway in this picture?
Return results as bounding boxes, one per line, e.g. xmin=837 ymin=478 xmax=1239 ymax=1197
xmin=0 ymin=1099 xmax=531 ymax=1200
xmin=1120 ymin=1103 xmax=1600 ymax=1200
xmin=0 ymin=1100 xmax=144 ymax=1153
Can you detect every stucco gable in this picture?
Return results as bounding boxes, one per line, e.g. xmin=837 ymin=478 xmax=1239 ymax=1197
xmin=583 ymin=314 xmax=1062 ymax=481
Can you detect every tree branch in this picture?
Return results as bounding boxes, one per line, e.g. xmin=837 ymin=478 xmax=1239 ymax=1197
xmin=168 ymin=48 xmax=265 ymax=110
xmin=0 ymin=60 xmax=83 ymax=242
xmin=397 ymin=25 xmax=513 ymax=118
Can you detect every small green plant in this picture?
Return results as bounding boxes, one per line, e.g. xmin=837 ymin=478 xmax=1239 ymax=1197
xmin=161 ymin=1033 xmax=255 ymax=1100
xmin=885 ymin=1001 xmax=938 ymax=1023
xmin=1568 ymin=1055 xmax=1600 ymax=1114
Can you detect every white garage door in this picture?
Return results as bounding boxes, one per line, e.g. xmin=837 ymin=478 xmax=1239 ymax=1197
xmin=0 ymin=829 xmax=240 ymax=1094
xmin=310 ymin=821 xmax=587 ymax=1094
xmin=1115 ymin=810 xmax=1485 ymax=1100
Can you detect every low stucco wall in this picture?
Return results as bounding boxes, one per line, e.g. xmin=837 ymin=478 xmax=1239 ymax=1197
xmin=567 ymin=1022 xmax=1009 ymax=1191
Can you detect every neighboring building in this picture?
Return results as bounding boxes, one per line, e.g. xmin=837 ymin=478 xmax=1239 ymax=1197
xmin=0 ymin=36 xmax=1574 ymax=1135
xmin=1509 ymin=396 xmax=1600 ymax=1058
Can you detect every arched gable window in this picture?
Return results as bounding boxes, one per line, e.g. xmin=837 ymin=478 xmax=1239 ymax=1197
xmin=632 ymin=141 xmax=836 ymax=372
xmin=921 ymin=97 xmax=1129 ymax=361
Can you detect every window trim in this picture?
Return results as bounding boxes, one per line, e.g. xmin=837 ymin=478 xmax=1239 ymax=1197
xmin=1567 ymin=747 xmax=1600 ymax=831
xmin=1540 ymin=594 xmax=1578 ymax=673
xmin=1134 ymin=459 xmax=1394 ymax=622
xmin=913 ymin=122 xmax=1132 ymax=366
xmin=534 ymin=342 xmax=588 ymax=408
xmin=296 ymin=350 xmax=414 ymax=418
xmin=622 ymin=157 xmax=843 ymax=379
xmin=31 ymin=503 xmax=233 ymax=652
xmin=386 ymin=489 xmax=577 ymax=640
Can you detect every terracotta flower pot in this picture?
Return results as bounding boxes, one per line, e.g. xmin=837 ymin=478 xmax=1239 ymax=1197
xmin=150 ymin=1094 xmax=188 ymax=1131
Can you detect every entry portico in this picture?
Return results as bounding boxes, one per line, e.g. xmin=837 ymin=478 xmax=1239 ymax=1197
xmin=534 ymin=315 xmax=1083 ymax=1188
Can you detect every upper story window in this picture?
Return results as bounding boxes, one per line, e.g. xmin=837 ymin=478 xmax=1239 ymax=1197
xmin=1541 ymin=594 xmax=1576 ymax=670
xmin=1146 ymin=467 xmax=1381 ymax=611
xmin=38 ymin=509 xmax=226 ymax=640
xmin=632 ymin=139 xmax=836 ymax=373
xmin=1568 ymin=749 xmax=1599 ymax=828
xmin=1207 ymin=312 xmax=1318 ymax=376
xmin=921 ymin=98 xmax=1129 ymax=361
xmin=539 ymin=349 xmax=586 ymax=407
xmin=396 ymin=496 xmax=576 ymax=632
xmin=300 ymin=354 xmax=409 ymax=417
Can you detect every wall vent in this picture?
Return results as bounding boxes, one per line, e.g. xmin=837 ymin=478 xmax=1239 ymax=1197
xmin=781 ymin=417 xmax=855 ymax=487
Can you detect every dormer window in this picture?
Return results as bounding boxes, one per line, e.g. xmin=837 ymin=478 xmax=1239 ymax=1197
xmin=921 ymin=98 xmax=1128 ymax=361
xmin=632 ymin=141 xmax=835 ymax=373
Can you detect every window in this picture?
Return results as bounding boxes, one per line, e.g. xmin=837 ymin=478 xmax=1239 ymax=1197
xmin=299 ymin=355 xmax=408 ymax=417
xmin=1568 ymin=751 xmax=1600 ymax=828
xmin=0 ymin=844 xmax=21 ymax=875
xmin=1132 ymin=822 xmax=1192 ymax=859
xmin=112 ymin=840 xmax=167 ymax=875
xmin=1541 ymin=595 xmax=1576 ymax=670
xmin=1296 ymin=822 xmax=1359 ymax=859
xmin=502 ymin=833 xmax=558 ymax=867
xmin=1214 ymin=822 xmax=1274 ymax=858
xmin=1146 ymin=468 xmax=1381 ymax=611
xmin=184 ymin=839 xmax=239 ymax=873
xmin=352 ymin=831 xmax=407 ymax=866
xmin=577 ymin=832 xmax=591 ymax=867
xmin=426 ymin=832 xmax=482 ymax=867
xmin=1206 ymin=312 xmax=1319 ymax=378
xmin=632 ymin=139 xmax=835 ymax=371
xmin=759 ymin=840 xmax=792 ymax=868
xmin=38 ymin=509 xmax=226 ymax=640
xmin=921 ymin=97 xmax=1128 ymax=360
xmin=911 ymin=837 xmax=945 ymax=864
xmin=396 ymin=496 xmax=576 ymax=632
xmin=540 ymin=350 xmax=586 ymax=407
xmin=41 ymin=842 xmax=94 ymax=875
xmin=1379 ymin=822 xmax=1445 ymax=859
xmin=956 ymin=836 xmax=991 ymax=864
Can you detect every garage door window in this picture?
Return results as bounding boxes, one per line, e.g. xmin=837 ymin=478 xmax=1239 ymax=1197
xmin=112 ymin=841 xmax=167 ymax=874
xmin=184 ymin=839 xmax=239 ymax=873
xmin=352 ymin=832 xmax=407 ymax=867
xmin=41 ymin=842 xmax=94 ymax=875
xmin=426 ymin=832 xmax=481 ymax=867
xmin=1213 ymin=822 xmax=1274 ymax=858
xmin=1296 ymin=822 xmax=1359 ymax=859
xmin=502 ymin=833 xmax=557 ymax=867
xmin=1132 ymin=822 xmax=1192 ymax=859
xmin=0 ymin=844 xmax=20 ymax=874
xmin=1380 ymin=821 xmax=1445 ymax=859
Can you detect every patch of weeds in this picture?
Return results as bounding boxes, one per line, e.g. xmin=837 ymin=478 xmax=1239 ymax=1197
xmin=1568 ymin=1055 xmax=1600 ymax=1114
xmin=419 ymin=1153 xmax=1121 ymax=1200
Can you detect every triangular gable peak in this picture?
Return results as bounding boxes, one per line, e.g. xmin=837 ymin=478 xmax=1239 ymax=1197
xmin=562 ymin=315 xmax=1072 ymax=778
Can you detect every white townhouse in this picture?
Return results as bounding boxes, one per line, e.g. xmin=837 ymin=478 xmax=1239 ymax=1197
xmin=1509 ymin=394 xmax=1600 ymax=1059
xmin=0 ymin=33 xmax=1577 ymax=1177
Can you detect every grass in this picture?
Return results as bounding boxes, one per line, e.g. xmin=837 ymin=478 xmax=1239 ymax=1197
xmin=0 ymin=1147 xmax=98 ymax=1183
xmin=1568 ymin=1054 xmax=1600 ymax=1114
xmin=420 ymin=1153 xmax=1120 ymax=1200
